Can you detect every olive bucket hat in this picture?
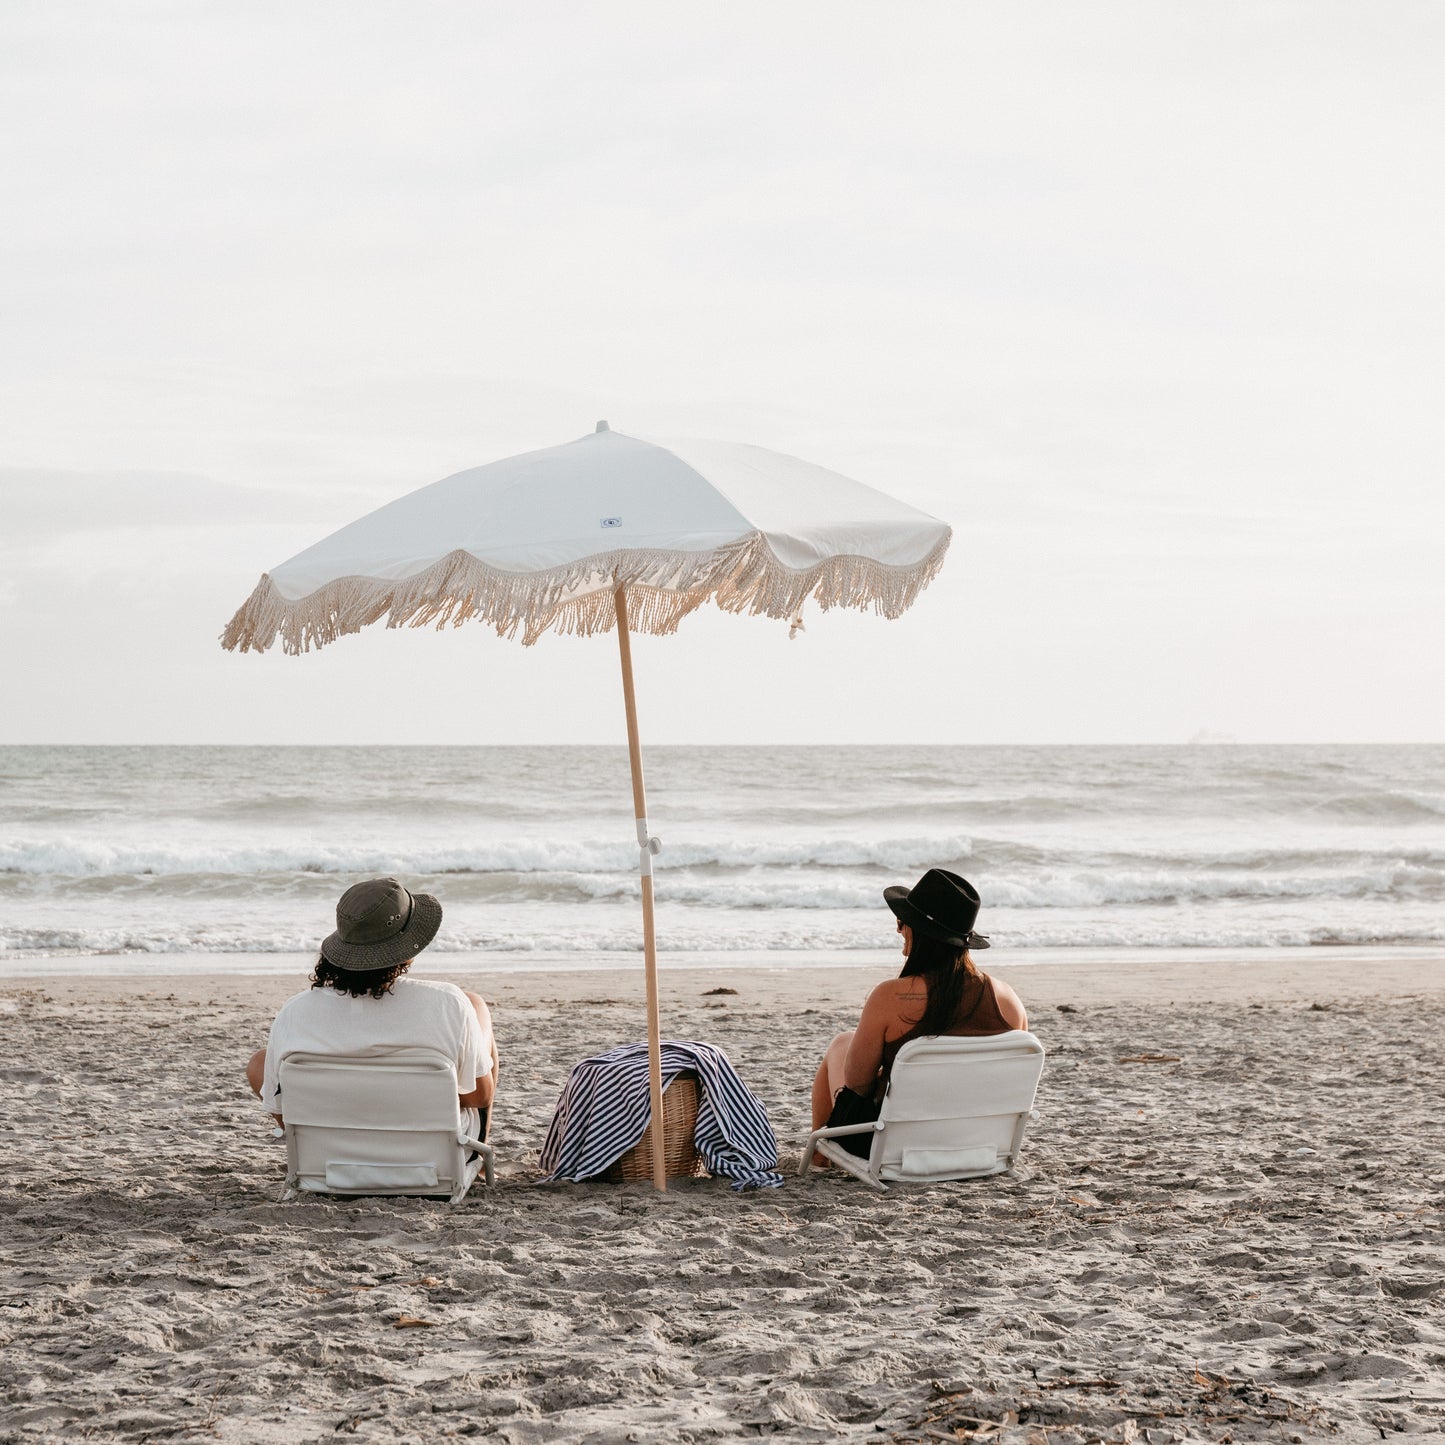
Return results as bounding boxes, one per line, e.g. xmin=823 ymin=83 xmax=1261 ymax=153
xmin=321 ymin=876 xmax=442 ymax=971
xmin=884 ymin=868 xmax=991 ymax=949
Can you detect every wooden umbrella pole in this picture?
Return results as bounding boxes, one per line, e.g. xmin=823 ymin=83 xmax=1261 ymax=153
xmin=613 ymin=585 xmax=668 ymax=1193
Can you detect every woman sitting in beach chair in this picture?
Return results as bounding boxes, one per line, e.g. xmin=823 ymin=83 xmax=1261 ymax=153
xmin=245 ymin=877 xmax=499 ymax=1140
xmin=811 ymin=870 xmax=1026 ymax=1157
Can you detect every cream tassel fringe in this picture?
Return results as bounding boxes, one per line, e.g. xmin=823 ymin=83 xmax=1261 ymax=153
xmin=220 ymin=530 xmax=951 ymax=655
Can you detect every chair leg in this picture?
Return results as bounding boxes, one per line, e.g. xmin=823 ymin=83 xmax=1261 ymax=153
xmin=799 ymin=1130 xmax=824 ymax=1177
xmin=449 ymin=1147 xmax=491 ymax=1204
xmin=1003 ymin=1108 xmax=1035 ymax=1174
xmin=804 ymin=1137 xmax=888 ymax=1189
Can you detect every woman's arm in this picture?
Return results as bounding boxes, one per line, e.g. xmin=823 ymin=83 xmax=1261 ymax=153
xmin=842 ymin=981 xmax=904 ymax=1092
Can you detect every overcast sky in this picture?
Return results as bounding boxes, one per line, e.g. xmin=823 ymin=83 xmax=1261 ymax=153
xmin=2 ymin=2 xmax=1441 ymax=745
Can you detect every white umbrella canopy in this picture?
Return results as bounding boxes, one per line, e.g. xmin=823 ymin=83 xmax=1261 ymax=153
xmin=222 ymin=423 xmax=951 ymax=1191
xmin=222 ymin=423 xmax=950 ymax=653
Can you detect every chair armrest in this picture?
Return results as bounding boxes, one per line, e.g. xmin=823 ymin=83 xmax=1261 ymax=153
xmin=799 ymin=1121 xmax=883 ymax=1177
xmin=458 ymin=1136 xmax=495 ymax=1188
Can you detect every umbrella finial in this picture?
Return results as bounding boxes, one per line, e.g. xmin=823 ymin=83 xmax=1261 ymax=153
xmin=595 ymin=419 xmax=610 ymax=433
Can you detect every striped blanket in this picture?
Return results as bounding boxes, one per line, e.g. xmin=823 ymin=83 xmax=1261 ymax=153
xmin=539 ymin=1040 xmax=783 ymax=1191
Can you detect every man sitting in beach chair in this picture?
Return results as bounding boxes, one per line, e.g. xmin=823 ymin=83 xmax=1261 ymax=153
xmin=245 ymin=877 xmax=499 ymax=1142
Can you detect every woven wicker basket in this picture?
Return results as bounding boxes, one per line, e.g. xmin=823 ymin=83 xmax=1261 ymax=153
xmin=605 ymin=1072 xmax=703 ymax=1182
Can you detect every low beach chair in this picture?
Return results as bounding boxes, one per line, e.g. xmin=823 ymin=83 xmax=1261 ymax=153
xmin=801 ymin=1031 xmax=1045 ymax=1189
xmin=276 ymin=1047 xmax=494 ymax=1205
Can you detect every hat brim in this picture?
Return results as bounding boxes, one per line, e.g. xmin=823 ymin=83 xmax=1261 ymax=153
xmin=321 ymin=891 xmax=443 ymax=971
xmin=884 ymin=886 xmax=989 ymax=949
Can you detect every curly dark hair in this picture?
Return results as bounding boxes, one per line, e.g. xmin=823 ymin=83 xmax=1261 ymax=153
xmin=310 ymin=953 xmax=413 ymax=999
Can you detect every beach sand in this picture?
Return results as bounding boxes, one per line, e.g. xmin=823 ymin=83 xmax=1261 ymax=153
xmin=2 ymin=953 xmax=1443 ymax=1442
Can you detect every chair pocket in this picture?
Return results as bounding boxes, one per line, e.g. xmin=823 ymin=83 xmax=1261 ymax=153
xmin=898 ymin=1146 xmax=997 ymax=1177
xmin=324 ymin=1161 xmax=439 ymax=1191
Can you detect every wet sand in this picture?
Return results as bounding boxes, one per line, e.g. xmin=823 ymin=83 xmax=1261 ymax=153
xmin=2 ymin=952 xmax=1443 ymax=1442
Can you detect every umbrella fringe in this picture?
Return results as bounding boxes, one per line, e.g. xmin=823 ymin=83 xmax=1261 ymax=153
xmin=220 ymin=531 xmax=951 ymax=655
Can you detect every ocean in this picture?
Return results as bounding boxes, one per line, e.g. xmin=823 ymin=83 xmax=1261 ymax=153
xmin=2 ymin=744 xmax=1442 ymax=977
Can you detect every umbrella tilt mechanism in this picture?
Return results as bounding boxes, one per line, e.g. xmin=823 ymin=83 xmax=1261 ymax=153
xmin=635 ymin=818 xmax=663 ymax=872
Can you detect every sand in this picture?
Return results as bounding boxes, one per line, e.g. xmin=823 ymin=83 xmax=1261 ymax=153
xmin=2 ymin=952 xmax=1443 ymax=1443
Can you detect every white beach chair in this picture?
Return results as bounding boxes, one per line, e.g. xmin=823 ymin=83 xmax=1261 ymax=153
xmin=801 ymin=1031 xmax=1045 ymax=1189
xmin=277 ymin=1048 xmax=493 ymax=1205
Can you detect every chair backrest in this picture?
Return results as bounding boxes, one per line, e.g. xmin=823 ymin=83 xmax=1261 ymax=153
xmin=869 ymin=1031 xmax=1045 ymax=1182
xmin=279 ymin=1048 xmax=468 ymax=1197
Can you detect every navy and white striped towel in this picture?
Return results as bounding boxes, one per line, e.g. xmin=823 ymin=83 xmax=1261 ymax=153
xmin=539 ymin=1040 xmax=783 ymax=1191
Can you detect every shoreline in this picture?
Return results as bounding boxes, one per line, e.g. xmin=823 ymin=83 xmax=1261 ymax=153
xmin=3 ymin=941 xmax=1443 ymax=994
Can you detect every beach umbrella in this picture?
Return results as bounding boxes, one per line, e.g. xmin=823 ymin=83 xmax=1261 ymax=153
xmin=222 ymin=422 xmax=951 ymax=1189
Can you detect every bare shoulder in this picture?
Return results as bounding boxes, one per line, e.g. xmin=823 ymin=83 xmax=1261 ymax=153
xmin=864 ymin=976 xmax=898 ymax=1001
xmin=986 ymin=972 xmax=1029 ymax=1030
xmin=863 ymin=975 xmax=927 ymax=1028
xmin=864 ymin=975 xmax=915 ymax=1009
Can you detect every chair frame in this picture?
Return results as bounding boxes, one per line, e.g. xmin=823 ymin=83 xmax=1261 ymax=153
xmin=801 ymin=1031 xmax=1045 ymax=1190
xmin=276 ymin=1048 xmax=494 ymax=1206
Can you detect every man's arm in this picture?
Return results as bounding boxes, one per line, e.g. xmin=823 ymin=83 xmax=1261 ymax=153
xmin=458 ymin=990 xmax=497 ymax=1109
xmin=246 ymin=1047 xmax=283 ymax=1125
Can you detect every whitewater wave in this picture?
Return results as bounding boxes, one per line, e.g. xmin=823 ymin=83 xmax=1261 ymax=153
xmin=9 ymin=829 xmax=1445 ymax=887
xmin=8 ymin=855 xmax=1433 ymax=913
xmin=7 ymin=918 xmax=1444 ymax=958
xmin=979 ymin=863 xmax=1445 ymax=909
xmin=0 ymin=833 xmax=978 ymax=878
xmin=570 ymin=862 xmax=1445 ymax=910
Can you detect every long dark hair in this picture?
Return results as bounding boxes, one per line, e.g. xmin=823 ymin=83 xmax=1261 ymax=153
xmin=899 ymin=931 xmax=980 ymax=1035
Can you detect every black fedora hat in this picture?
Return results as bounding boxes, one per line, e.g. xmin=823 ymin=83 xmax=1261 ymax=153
xmin=884 ymin=868 xmax=990 ymax=949
xmin=321 ymin=877 xmax=442 ymax=971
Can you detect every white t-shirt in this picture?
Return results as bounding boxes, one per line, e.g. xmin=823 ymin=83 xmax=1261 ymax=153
xmin=261 ymin=976 xmax=489 ymax=1114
